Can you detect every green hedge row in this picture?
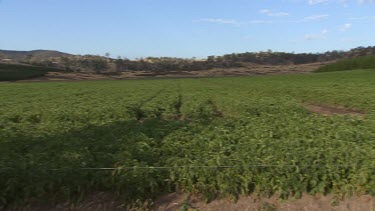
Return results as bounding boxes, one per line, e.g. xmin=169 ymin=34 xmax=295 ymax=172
xmin=316 ymin=55 xmax=375 ymax=72
xmin=0 ymin=63 xmax=64 ymax=81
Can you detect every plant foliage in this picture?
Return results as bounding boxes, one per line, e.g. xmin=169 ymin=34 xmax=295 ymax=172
xmin=0 ymin=70 xmax=374 ymax=207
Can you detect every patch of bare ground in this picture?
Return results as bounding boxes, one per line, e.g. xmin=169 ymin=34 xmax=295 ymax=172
xmin=304 ymin=104 xmax=366 ymax=118
xmin=17 ymin=62 xmax=330 ymax=82
xmin=154 ymin=193 xmax=374 ymax=211
xmin=4 ymin=192 xmax=128 ymax=211
xmin=8 ymin=193 xmax=373 ymax=211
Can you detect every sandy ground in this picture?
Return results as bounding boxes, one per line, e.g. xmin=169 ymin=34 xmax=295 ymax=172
xmin=19 ymin=62 xmax=328 ymax=82
xmin=304 ymin=103 xmax=366 ymax=118
xmin=8 ymin=192 xmax=373 ymax=211
xmin=153 ymin=193 xmax=374 ymax=211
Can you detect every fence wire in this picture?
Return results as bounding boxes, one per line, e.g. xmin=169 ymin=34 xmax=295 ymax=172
xmin=1 ymin=163 xmax=373 ymax=171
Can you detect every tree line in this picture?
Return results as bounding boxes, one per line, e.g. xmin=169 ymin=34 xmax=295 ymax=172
xmin=23 ymin=46 xmax=375 ymax=73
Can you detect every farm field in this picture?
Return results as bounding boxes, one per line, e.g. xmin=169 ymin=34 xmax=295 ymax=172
xmin=17 ymin=62 xmax=326 ymax=82
xmin=0 ymin=63 xmax=65 ymax=82
xmin=1 ymin=69 xmax=375 ymax=209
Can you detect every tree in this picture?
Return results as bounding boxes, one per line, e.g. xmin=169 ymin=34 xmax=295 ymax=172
xmin=92 ymin=58 xmax=108 ymax=74
xmin=115 ymin=58 xmax=124 ymax=72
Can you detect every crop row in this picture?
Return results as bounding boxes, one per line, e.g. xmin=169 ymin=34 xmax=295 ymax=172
xmin=0 ymin=70 xmax=374 ymax=207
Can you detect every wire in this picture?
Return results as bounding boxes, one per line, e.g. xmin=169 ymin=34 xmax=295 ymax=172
xmin=1 ymin=164 xmax=372 ymax=171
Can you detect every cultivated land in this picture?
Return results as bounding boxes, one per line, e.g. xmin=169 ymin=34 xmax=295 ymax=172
xmin=0 ymin=69 xmax=375 ymax=210
xmin=0 ymin=63 xmax=65 ymax=81
xmin=19 ymin=62 xmax=327 ymax=82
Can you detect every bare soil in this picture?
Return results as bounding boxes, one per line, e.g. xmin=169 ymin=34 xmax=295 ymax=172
xmin=9 ymin=193 xmax=374 ymax=211
xmin=19 ymin=62 xmax=328 ymax=82
xmin=304 ymin=104 xmax=366 ymax=118
xmin=153 ymin=193 xmax=374 ymax=211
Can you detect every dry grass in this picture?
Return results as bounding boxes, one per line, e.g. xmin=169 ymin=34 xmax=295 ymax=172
xmin=20 ymin=62 xmax=329 ymax=82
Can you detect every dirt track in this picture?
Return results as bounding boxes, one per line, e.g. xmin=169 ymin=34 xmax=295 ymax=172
xmin=304 ymin=103 xmax=366 ymax=118
xmin=13 ymin=192 xmax=374 ymax=211
xmin=154 ymin=193 xmax=374 ymax=211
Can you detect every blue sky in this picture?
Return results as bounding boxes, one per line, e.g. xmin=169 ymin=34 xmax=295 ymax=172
xmin=0 ymin=0 xmax=374 ymax=59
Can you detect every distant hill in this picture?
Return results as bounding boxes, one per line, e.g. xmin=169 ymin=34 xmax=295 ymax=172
xmin=1 ymin=46 xmax=375 ymax=73
xmin=0 ymin=49 xmax=71 ymax=63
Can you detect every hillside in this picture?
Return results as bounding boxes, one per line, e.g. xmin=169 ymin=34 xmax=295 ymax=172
xmin=0 ymin=46 xmax=374 ymax=76
xmin=0 ymin=49 xmax=70 ymax=63
xmin=22 ymin=46 xmax=375 ymax=73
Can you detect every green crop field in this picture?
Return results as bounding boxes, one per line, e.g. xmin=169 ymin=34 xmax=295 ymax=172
xmin=0 ymin=63 xmax=65 ymax=81
xmin=317 ymin=55 xmax=375 ymax=73
xmin=1 ymin=69 xmax=375 ymax=208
